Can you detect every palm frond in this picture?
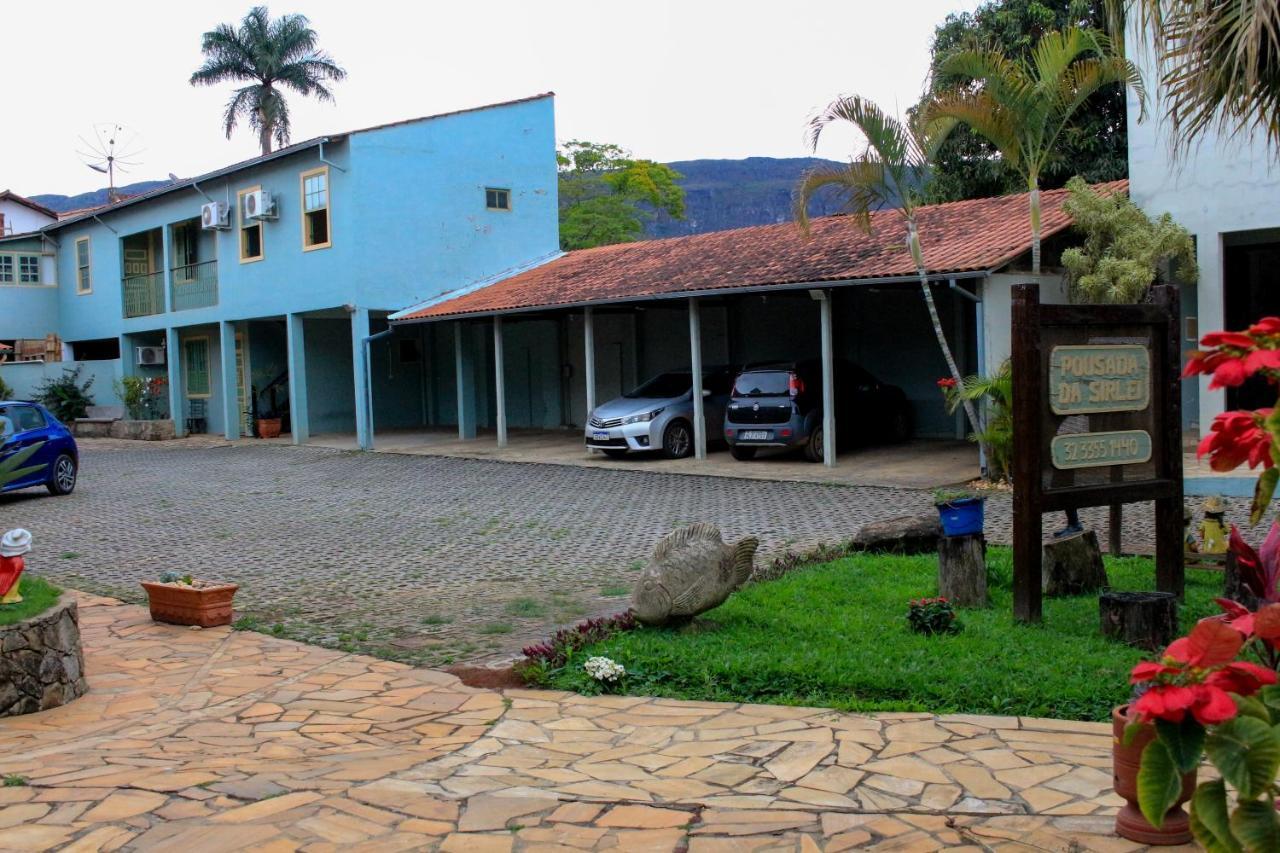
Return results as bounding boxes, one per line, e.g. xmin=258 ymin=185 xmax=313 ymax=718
xmin=793 ymin=165 xmax=887 ymax=235
xmin=927 ymin=92 xmax=1024 ymax=170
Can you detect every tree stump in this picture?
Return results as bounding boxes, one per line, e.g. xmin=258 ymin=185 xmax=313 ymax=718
xmin=1221 ymin=552 xmax=1260 ymax=610
xmin=1100 ymin=591 xmax=1179 ymax=651
xmin=1043 ymin=530 xmax=1109 ymax=596
xmin=938 ymin=534 xmax=988 ymax=607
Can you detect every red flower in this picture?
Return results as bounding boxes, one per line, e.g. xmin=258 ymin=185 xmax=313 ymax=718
xmin=1201 ymin=331 xmax=1257 ymax=349
xmin=1227 ymin=523 xmax=1280 ymax=604
xmin=1250 ymin=317 xmax=1280 ymax=336
xmin=936 ymin=377 xmax=957 ymax=389
xmin=1197 ymin=409 xmax=1274 ymax=471
xmin=1209 ymin=357 xmax=1249 ymax=389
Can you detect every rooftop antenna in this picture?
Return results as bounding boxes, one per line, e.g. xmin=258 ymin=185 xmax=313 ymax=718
xmin=76 ymin=123 xmax=144 ymax=204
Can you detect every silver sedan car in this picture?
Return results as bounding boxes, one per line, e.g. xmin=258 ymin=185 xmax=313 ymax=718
xmin=585 ymin=368 xmax=734 ymax=459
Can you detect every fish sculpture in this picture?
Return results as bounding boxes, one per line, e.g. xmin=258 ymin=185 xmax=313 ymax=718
xmin=632 ymin=523 xmax=759 ymax=626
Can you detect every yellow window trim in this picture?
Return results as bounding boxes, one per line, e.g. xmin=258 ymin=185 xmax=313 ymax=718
xmin=299 ymin=166 xmax=332 ymax=252
xmin=74 ymin=237 xmax=92 ymax=294
xmin=183 ymin=335 xmax=212 ymax=398
xmin=236 ymin=186 xmax=265 ymax=264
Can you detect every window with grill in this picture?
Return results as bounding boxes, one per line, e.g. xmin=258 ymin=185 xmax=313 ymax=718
xmin=301 ymin=167 xmax=330 ymax=249
xmin=75 ymin=238 xmax=92 ymax=293
xmin=184 ymin=337 xmax=211 ymax=397
xmin=485 ymin=187 xmax=511 ymax=211
xmin=18 ymin=255 xmax=39 ymax=283
xmin=0 ymin=256 xmax=12 ymax=283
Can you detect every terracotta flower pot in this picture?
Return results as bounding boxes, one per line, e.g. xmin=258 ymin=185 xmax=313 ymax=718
xmin=140 ymin=580 xmax=238 ymax=628
xmin=1113 ymin=704 xmax=1196 ymax=845
xmin=256 ymin=418 xmax=282 ymax=439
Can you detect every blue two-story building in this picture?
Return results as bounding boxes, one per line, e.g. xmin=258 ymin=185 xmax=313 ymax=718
xmin=0 ymin=93 xmax=560 ymax=448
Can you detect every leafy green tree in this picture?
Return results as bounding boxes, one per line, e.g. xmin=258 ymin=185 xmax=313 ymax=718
xmin=190 ymin=6 xmax=346 ymax=155
xmin=928 ymin=27 xmax=1145 ymax=273
xmin=793 ymin=97 xmax=984 ymax=449
xmin=1060 ymin=176 xmax=1197 ymax=303
xmin=921 ymin=0 xmax=1126 ymax=203
xmin=1109 ymin=0 xmax=1280 ymax=156
xmin=558 ymin=141 xmax=685 ymax=250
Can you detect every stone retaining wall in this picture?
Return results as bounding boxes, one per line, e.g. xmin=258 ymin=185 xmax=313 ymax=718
xmin=74 ymin=419 xmax=176 ymax=440
xmin=1 ymin=598 xmax=88 ymax=716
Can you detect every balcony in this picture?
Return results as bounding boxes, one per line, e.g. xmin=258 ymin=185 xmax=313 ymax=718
xmin=171 ymin=260 xmax=218 ymax=311
xmin=122 ymin=272 xmax=165 ymax=319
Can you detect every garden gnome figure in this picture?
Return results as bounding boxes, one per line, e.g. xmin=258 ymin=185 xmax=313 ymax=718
xmin=1199 ymin=496 xmax=1229 ymax=554
xmin=1184 ymin=505 xmax=1198 ymax=553
xmin=0 ymin=528 xmax=32 ymax=604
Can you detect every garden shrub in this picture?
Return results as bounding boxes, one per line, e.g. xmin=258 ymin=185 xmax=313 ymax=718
xmin=35 ymin=365 xmax=95 ymax=423
xmin=907 ymin=596 xmax=962 ymax=635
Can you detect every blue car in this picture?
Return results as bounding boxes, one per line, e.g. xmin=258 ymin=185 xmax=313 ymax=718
xmin=0 ymin=401 xmax=79 ymax=496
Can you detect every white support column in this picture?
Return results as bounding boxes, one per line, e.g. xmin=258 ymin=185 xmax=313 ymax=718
xmin=165 ymin=327 xmax=185 ymax=437
xmin=688 ymin=297 xmax=706 ymax=460
xmin=286 ymin=313 xmax=309 ymax=445
xmin=584 ymin=307 xmax=597 ymax=419
xmin=350 ymin=307 xmax=372 ymax=451
xmin=218 ymin=320 xmax=240 ymax=441
xmin=819 ymin=290 xmax=836 ymax=468
xmin=455 ymin=322 xmax=476 ymax=439
xmin=494 ymin=316 xmax=508 ymax=448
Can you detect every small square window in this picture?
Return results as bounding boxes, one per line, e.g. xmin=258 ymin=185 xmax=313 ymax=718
xmin=485 ymin=187 xmax=511 ymax=211
xmin=0 ymin=257 xmax=12 ymax=283
xmin=18 ymin=256 xmax=39 ymax=284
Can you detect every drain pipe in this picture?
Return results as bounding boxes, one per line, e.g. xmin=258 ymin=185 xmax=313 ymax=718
xmin=361 ymin=328 xmax=394 ymax=451
xmin=319 ymin=139 xmax=347 ymax=173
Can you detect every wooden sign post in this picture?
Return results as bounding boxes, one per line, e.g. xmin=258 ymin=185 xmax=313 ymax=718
xmin=1010 ymin=283 xmax=1184 ymax=623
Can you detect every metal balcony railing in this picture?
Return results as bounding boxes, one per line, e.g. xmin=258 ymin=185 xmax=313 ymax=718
xmin=122 ymin=272 xmax=165 ymax=318
xmin=170 ymin=260 xmax=218 ymax=312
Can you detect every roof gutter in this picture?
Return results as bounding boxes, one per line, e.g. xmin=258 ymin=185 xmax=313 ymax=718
xmin=319 ymin=138 xmax=346 ymax=173
xmin=391 ymin=269 xmax=993 ymax=325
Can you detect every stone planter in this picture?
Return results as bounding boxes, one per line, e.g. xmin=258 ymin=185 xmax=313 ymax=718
xmin=1113 ymin=704 xmax=1195 ymax=844
xmin=140 ymin=580 xmax=238 ymax=627
xmin=0 ymin=598 xmax=88 ymax=717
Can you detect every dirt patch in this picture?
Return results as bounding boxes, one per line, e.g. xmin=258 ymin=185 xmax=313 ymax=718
xmin=446 ymin=663 xmax=525 ymax=689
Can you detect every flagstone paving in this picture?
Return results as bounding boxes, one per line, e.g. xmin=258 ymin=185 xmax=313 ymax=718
xmin=0 ymin=594 xmax=1198 ymax=851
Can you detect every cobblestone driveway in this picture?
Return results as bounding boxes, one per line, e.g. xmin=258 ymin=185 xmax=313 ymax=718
xmin=0 ymin=440 xmax=1249 ymax=665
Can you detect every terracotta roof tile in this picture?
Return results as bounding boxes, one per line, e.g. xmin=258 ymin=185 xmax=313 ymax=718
xmin=396 ymin=180 xmax=1126 ymax=321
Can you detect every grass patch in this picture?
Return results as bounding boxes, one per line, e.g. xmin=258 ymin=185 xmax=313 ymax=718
xmin=600 ymin=585 xmax=631 ymax=598
xmin=504 ymin=597 xmax=546 ymax=618
xmin=542 ymin=547 xmax=1219 ymax=722
xmin=2 ymin=775 xmax=28 ymax=787
xmin=0 ymin=576 xmax=62 ymax=625
xmin=479 ymin=622 xmax=514 ymax=635
xmin=420 ymin=613 xmax=451 ymax=626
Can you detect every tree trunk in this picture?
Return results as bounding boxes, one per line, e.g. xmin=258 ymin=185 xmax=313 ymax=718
xmin=1043 ymin=529 xmax=1109 ymax=596
xmin=907 ymin=216 xmax=985 ymax=460
xmin=938 ymin=533 xmax=988 ymax=607
xmin=1099 ymin=591 xmax=1179 ymax=652
xmin=259 ymin=121 xmax=272 ymax=156
xmin=1028 ymin=180 xmax=1042 ymax=275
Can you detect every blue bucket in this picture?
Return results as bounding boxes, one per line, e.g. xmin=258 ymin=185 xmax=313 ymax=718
xmin=937 ymin=497 xmax=984 ymax=537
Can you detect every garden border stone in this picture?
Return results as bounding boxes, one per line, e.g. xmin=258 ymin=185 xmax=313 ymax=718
xmin=0 ymin=597 xmax=88 ymax=716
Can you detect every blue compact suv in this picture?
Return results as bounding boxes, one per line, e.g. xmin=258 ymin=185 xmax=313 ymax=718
xmin=0 ymin=402 xmax=79 ymax=496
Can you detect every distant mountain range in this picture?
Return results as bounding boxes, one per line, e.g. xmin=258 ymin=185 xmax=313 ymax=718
xmin=31 ymin=156 xmax=853 ymax=238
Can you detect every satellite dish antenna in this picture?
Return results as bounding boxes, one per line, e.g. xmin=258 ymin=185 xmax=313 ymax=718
xmin=76 ymin=123 xmax=144 ymax=204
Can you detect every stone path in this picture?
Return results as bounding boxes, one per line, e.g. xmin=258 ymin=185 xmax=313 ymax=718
xmin=0 ymin=593 xmax=1195 ymax=851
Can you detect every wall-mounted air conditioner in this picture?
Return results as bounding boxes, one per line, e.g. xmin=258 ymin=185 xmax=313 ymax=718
xmin=243 ymin=190 xmax=276 ymax=221
xmin=201 ymin=201 xmax=230 ymax=230
xmin=136 ymin=346 xmax=166 ymax=367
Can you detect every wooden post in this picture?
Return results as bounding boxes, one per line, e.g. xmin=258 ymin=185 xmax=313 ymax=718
xmin=1153 ymin=285 xmax=1185 ymax=598
xmin=1011 ymin=284 xmax=1043 ymax=623
xmin=1109 ymin=504 xmax=1123 ymax=556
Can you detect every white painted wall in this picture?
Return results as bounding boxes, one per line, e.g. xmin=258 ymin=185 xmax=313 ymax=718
xmin=0 ymin=200 xmax=55 ymax=236
xmin=1125 ymin=29 xmax=1280 ymax=429
xmin=980 ymin=272 xmax=1070 ymax=374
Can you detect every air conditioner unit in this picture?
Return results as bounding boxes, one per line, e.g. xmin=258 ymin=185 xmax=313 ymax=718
xmin=136 ymin=346 xmax=166 ymax=367
xmin=243 ymin=190 xmax=276 ymax=221
xmin=200 ymin=200 xmax=230 ymax=230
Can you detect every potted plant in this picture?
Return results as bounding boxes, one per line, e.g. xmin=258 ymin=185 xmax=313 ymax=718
xmin=933 ymin=488 xmax=984 ymax=537
xmin=252 ymin=383 xmax=284 ymax=439
xmin=141 ymin=571 xmax=238 ymax=627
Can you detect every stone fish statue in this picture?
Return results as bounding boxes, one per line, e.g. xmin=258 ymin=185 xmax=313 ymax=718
xmin=632 ymin=523 xmax=759 ymax=626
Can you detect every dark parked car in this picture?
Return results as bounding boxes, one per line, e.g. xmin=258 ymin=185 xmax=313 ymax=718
xmin=724 ymin=359 xmax=912 ymax=462
xmin=0 ymin=402 xmax=79 ymax=496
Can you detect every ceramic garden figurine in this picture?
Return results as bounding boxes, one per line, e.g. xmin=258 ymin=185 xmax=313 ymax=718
xmin=1198 ymin=496 xmax=1229 ymax=554
xmin=1184 ymin=505 xmax=1198 ymax=553
xmin=0 ymin=528 xmax=32 ymax=605
xmin=632 ymin=522 xmax=758 ymax=626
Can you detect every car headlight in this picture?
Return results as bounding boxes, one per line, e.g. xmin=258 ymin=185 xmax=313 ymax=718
xmin=623 ymin=407 xmax=665 ymax=425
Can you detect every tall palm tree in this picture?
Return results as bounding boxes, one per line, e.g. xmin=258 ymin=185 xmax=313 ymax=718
xmin=1107 ymin=0 xmax=1280 ymax=155
xmin=793 ymin=96 xmax=984 ymax=450
xmin=190 ymin=6 xmax=346 ymax=156
xmin=928 ymin=27 xmax=1145 ymax=273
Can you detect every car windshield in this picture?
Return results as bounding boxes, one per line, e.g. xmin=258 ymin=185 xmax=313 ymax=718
xmin=624 ymin=372 xmax=691 ymax=399
xmin=733 ymin=371 xmax=790 ymax=397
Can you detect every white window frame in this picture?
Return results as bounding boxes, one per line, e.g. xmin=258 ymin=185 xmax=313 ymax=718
xmin=0 ymin=255 xmax=12 ymax=284
xmin=17 ymin=255 xmax=40 ymax=284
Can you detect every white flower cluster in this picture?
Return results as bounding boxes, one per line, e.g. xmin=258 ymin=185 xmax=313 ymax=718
xmin=583 ymin=656 xmax=626 ymax=683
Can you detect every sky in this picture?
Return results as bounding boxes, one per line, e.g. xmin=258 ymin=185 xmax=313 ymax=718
xmin=5 ymin=0 xmax=980 ymax=197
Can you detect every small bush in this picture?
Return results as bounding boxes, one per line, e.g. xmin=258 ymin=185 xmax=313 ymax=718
xmin=35 ymin=365 xmax=95 ymax=423
xmin=907 ymin=597 xmax=961 ymax=636
xmin=516 ymin=611 xmax=637 ymax=683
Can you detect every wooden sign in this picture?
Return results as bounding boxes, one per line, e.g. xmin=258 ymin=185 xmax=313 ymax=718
xmin=1010 ymin=284 xmax=1183 ymax=623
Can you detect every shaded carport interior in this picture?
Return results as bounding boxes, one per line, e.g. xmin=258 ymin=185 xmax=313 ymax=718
xmin=339 ymin=182 xmax=1121 ymax=486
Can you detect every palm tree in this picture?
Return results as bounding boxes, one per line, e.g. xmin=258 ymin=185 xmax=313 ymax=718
xmin=1107 ymin=0 xmax=1280 ymax=155
xmin=190 ymin=6 xmax=346 ymax=156
xmin=793 ymin=96 xmax=984 ymax=451
xmin=928 ymin=27 xmax=1145 ymax=273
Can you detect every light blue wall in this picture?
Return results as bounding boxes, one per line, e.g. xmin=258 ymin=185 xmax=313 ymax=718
xmin=303 ymin=318 xmax=355 ymax=434
xmin=0 ymin=359 xmax=123 ymax=408
xmin=0 ymin=236 xmax=59 ymax=340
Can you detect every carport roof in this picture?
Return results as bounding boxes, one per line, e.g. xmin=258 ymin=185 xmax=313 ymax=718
xmin=392 ymin=179 xmax=1126 ymax=322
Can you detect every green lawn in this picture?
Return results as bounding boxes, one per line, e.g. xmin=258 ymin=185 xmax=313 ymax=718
xmin=0 ymin=575 xmax=63 ymax=625
xmin=540 ymin=548 xmax=1219 ymax=722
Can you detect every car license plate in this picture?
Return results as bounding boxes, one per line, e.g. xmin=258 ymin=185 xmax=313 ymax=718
xmin=592 ymin=431 xmax=610 ymax=441
xmin=740 ymin=430 xmax=771 ymax=441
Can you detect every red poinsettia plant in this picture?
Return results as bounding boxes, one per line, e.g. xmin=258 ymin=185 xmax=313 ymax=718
xmin=1185 ymin=318 xmax=1280 ymax=523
